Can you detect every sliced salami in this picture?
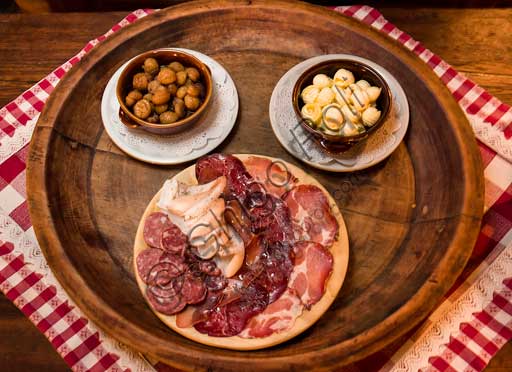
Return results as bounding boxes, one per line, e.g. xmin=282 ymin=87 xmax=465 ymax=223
xmin=136 ymin=248 xmax=164 ymax=284
xmin=289 ymin=241 xmax=333 ymax=308
xmin=143 ymin=212 xmax=172 ymax=248
xmin=181 ymin=273 xmax=207 ymax=305
xmin=283 ymin=185 xmax=339 ymax=248
xmin=161 ymin=225 xmax=188 ymax=254
xmin=146 ymin=259 xmax=187 ymax=286
xmin=146 ymin=288 xmax=186 ymax=315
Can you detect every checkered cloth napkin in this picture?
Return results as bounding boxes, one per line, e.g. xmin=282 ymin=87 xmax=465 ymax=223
xmin=0 ymin=6 xmax=511 ymax=372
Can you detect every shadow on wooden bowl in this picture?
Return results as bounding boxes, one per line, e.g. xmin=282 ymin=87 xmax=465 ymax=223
xmin=292 ymin=59 xmax=392 ymax=153
xmin=116 ymin=49 xmax=213 ymax=135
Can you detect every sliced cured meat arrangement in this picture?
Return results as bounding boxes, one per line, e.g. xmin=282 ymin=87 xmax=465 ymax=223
xmin=244 ymin=156 xmax=298 ymax=198
xmin=134 ymin=153 xmax=345 ymax=344
xmin=289 ymin=241 xmax=334 ymax=309
xmin=284 ymin=185 xmax=339 ymax=248
xmin=239 ymin=289 xmax=303 ymax=338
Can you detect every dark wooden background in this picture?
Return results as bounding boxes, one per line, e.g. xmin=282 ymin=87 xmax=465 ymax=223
xmin=0 ymin=2 xmax=511 ymax=372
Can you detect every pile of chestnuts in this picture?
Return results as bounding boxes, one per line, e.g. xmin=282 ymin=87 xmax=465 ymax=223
xmin=124 ymin=57 xmax=205 ymax=124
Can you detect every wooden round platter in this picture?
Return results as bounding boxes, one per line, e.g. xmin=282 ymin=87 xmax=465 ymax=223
xmin=133 ymin=154 xmax=349 ymax=350
xmin=26 ymin=1 xmax=484 ymax=370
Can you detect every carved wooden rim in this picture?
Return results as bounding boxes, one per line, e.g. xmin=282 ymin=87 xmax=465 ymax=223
xmin=27 ymin=1 xmax=484 ymax=370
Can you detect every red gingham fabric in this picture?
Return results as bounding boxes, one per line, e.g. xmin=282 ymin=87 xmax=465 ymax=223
xmin=0 ymin=6 xmax=510 ymax=372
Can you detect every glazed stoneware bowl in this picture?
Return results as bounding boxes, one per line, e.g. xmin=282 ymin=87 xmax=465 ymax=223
xmin=292 ymin=59 xmax=392 ymax=153
xmin=116 ymin=49 xmax=213 ymax=135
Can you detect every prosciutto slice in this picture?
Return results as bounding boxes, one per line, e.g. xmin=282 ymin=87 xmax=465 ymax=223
xmin=244 ymin=156 xmax=298 ymax=198
xmin=289 ymin=241 xmax=333 ymax=308
xmin=283 ymin=185 xmax=338 ymax=248
xmin=239 ymin=289 xmax=303 ymax=338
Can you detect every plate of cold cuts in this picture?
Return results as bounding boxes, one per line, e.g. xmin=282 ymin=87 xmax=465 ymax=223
xmin=133 ymin=153 xmax=349 ymax=349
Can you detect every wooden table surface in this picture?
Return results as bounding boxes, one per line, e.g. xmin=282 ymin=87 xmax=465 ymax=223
xmin=0 ymin=7 xmax=510 ymax=372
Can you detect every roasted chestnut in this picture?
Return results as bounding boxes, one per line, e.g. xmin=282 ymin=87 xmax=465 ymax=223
xmin=133 ymin=99 xmax=152 ymax=119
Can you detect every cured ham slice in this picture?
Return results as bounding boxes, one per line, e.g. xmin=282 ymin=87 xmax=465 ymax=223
xmin=283 ymin=185 xmax=338 ymax=248
xmin=289 ymin=241 xmax=333 ymax=308
xmin=244 ymin=156 xmax=298 ymax=198
xmin=239 ymin=289 xmax=303 ymax=338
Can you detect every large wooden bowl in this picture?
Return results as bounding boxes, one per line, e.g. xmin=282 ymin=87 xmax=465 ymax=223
xmin=26 ymin=1 xmax=484 ymax=370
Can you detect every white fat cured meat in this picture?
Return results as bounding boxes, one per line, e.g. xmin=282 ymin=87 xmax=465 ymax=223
xmin=239 ymin=289 xmax=303 ymax=338
xmin=157 ymin=176 xmax=227 ymax=220
xmin=213 ymin=226 xmax=245 ymax=278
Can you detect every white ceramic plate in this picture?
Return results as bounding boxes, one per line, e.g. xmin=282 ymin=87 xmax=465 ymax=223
xmin=269 ymin=54 xmax=409 ymax=172
xmin=101 ymin=48 xmax=238 ymax=165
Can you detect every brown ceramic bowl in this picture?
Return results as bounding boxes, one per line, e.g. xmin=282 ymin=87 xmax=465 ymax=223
xmin=292 ymin=59 xmax=392 ymax=153
xmin=116 ymin=49 xmax=213 ymax=135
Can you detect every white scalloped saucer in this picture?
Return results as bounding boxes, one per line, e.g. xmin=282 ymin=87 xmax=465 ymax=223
xmin=101 ymin=48 xmax=239 ymax=165
xmin=269 ymin=54 xmax=409 ymax=172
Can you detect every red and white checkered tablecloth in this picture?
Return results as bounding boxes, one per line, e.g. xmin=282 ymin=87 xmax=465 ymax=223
xmin=0 ymin=6 xmax=511 ymax=372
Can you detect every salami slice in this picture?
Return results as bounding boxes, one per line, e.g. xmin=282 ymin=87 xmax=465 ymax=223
xmin=136 ymin=248 xmax=163 ymax=284
xmin=146 ymin=288 xmax=186 ymax=315
xmin=283 ymin=185 xmax=339 ymax=248
xmin=147 ymin=275 xmax=184 ymax=298
xmin=146 ymin=260 xmax=186 ymax=286
xmin=181 ymin=274 xmax=207 ymax=305
xmin=143 ymin=212 xmax=172 ymax=248
xmin=161 ymin=225 xmax=188 ymax=254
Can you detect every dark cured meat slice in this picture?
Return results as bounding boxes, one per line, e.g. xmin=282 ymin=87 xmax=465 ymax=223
xmin=205 ymin=275 xmax=228 ymax=291
xmin=143 ymin=212 xmax=172 ymax=248
xmin=249 ymin=195 xmax=294 ymax=245
xmin=196 ymin=153 xmax=253 ymax=202
xmin=224 ymin=199 xmax=254 ymax=246
xmin=252 ymin=243 xmax=294 ymax=303
xmin=146 ymin=288 xmax=186 ymax=315
xmin=194 ymin=283 xmax=269 ymax=337
xmin=136 ymin=248 xmax=164 ymax=283
xmin=161 ymin=225 xmax=188 ymax=254
xmin=181 ymin=273 xmax=207 ymax=304
xmin=198 ymin=261 xmax=221 ymax=276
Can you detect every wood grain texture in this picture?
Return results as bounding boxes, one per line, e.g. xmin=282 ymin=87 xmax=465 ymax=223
xmin=25 ymin=1 xmax=484 ymax=370
xmin=0 ymin=7 xmax=510 ymax=372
